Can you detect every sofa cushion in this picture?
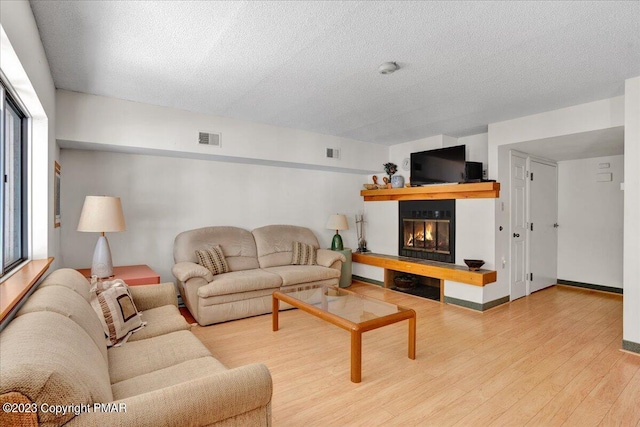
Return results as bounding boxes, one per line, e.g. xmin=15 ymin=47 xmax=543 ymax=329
xmin=91 ymin=279 xmax=146 ymax=347
xmin=108 ymin=330 xmax=212 ymax=384
xmin=128 ymin=305 xmax=191 ymax=341
xmin=196 ymin=295 xmax=274 ymax=326
xmin=174 ymin=226 xmax=260 ymax=271
xmin=263 ymin=265 xmax=340 ymax=287
xmin=0 ymin=312 xmax=113 ymax=427
xmin=291 ymin=241 xmax=317 ymax=265
xmin=38 ymin=268 xmax=91 ymax=301
xmin=253 ymin=225 xmax=320 ymax=268
xmin=195 ymin=245 xmax=229 ymax=276
xmin=197 ymin=269 xmax=282 ymax=298
xmin=200 ymin=288 xmax=275 ymax=306
xmin=17 ymin=285 xmax=108 ymax=363
xmin=111 ymin=357 xmax=227 ymax=400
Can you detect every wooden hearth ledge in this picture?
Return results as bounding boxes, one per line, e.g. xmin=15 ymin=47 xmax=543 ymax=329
xmin=352 ymin=253 xmax=496 ymax=287
xmin=360 ymin=182 xmax=500 ymax=201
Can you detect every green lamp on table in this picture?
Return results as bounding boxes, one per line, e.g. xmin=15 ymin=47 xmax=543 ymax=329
xmin=326 ymin=214 xmax=349 ymax=250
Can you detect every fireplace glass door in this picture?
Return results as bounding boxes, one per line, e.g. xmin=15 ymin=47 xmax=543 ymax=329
xmin=402 ymin=219 xmax=450 ymax=255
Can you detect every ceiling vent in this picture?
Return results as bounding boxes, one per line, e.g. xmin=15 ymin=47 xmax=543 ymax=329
xmin=326 ymin=148 xmax=340 ymax=159
xmin=199 ymin=132 xmax=221 ymax=147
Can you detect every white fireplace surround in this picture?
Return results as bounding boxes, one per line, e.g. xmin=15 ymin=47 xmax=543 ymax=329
xmin=354 ymin=198 xmax=496 ymax=306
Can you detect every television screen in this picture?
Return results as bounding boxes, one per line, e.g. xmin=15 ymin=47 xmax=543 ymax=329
xmin=410 ymin=145 xmax=466 ymax=185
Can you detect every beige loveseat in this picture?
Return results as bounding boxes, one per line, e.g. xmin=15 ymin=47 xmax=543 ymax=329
xmin=173 ymin=225 xmax=346 ymax=326
xmin=0 ymin=268 xmax=272 ymax=427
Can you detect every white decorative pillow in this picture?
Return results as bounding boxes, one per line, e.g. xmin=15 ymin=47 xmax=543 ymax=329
xmin=291 ymin=241 xmax=317 ymax=265
xmin=195 ymin=245 xmax=229 ymax=276
xmin=90 ymin=278 xmax=146 ymax=347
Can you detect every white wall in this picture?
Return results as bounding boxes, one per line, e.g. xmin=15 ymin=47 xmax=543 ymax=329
xmin=557 ymin=156 xmax=624 ymax=288
xmin=458 ymin=133 xmax=489 ymax=177
xmin=0 ymin=1 xmax=58 ymax=266
xmin=60 ymin=149 xmax=364 ymax=283
xmin=384 ymin=133 xmax=489 ymax=185
xmin=488 ymin=97 xmax=624 ymax=178
xmin=488 ymin=96 xmax=625 ymax=303
xmin=56 ymin=90 xmax=387 ymax=175
xmin=357 ymin=133 xmax=494 ymax=305
xmin=623 ymin=77 xmax=640 ymax=347
xmin=56 ymin=89 xmax=395 ymax=283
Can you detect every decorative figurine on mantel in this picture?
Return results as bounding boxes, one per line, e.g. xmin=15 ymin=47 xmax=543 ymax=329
xmin=383 ymin=162 xmax=397 ymax=189
xmin=355 ymin=213 xmax=369 ymax=253
xmin=384 ymin=162 xmax=405 ymax=188
xmin=372 ymin=175 xmax=385 ymax=190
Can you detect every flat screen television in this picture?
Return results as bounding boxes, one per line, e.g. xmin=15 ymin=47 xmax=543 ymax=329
xmin=410 ymin=145 xmax=466 ymax=185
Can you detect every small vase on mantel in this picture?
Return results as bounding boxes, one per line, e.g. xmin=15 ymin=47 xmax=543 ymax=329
xmin=391 ymin=175 xmax=405 ymax=188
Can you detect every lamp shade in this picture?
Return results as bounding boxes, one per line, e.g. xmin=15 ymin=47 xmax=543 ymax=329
xmin=326 ymin=214 xmax=348 ymax=231
xmin=77 ymin=196 xmax=126 ymax=233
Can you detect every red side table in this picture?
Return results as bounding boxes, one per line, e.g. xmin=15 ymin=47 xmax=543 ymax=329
xmin=76 ymin=264 xmax=160 ymax=286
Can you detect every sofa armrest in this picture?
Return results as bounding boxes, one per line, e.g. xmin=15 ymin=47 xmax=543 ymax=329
xmin=317 ymin=249 xmax=346 ymax=269
xmin=129 ymin=282 xmax=178 ymax=310
xmin=66 ymin=363 xmax=273 ymax=427
xmin=172 ymin=261 xmax=214 ymax=283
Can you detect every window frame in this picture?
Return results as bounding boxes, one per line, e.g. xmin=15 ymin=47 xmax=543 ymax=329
xmin=1 ymin=82 xmax=29 ymax=277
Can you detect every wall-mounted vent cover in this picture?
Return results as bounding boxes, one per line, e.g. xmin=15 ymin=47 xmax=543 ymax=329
xmin=326 ymin=148 xmax=340 ymax=159
xmin=199 ymin=132 xmax=221 ymax=147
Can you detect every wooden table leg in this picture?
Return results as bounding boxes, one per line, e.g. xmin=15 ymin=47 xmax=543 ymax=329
xmin=272 ymin=295 xmax=279 ymax=331
xmin=408 ymin=313 xmax=416 ymax=360
xmin=351 ymin=330 xmax=362 ymax=383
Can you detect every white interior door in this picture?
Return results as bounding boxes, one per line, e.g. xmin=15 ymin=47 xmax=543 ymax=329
xmin=510 ymin=152 xmax=527 ymax=301
xmin=528 ymin=159 xmax=558 ymax=293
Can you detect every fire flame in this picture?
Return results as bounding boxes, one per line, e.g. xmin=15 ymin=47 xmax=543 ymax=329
xmin=407 ymin=225 xmax=433 ymax=245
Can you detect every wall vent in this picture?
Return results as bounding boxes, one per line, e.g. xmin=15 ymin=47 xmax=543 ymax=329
xmin=199 ymin=132 xmax=221 ymax=147
xmin=326 ymin=148 xmax=340 ymax=159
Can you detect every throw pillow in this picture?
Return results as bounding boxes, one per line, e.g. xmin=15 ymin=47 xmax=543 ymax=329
xmin=195 ymin=245 xmax=229 ymax=276
xmin=90 ymin=278 xmax=146 ymax=347
xmin=291 ymin=241 xmax=317 ymax=265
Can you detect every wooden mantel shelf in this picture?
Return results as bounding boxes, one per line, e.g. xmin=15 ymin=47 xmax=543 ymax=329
xmin=361 ymin=182 xmax=500 ymax=201
xmin=353 ymin=252 xmax=496 ymax=287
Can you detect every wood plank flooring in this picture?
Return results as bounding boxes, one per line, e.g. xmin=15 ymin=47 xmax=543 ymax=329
xmin=190 ymin=283 xmax=639 ymax=426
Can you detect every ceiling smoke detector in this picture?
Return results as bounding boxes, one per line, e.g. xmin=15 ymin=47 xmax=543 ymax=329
xmin=378 ymin=61 xmax=399 ymax=75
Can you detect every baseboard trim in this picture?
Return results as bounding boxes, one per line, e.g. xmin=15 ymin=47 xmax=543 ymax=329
xmin=557 ymin=279 xmax=623 ymax=295
xmin=444 ymin=295 xmax=510 ymax=312
xmin=352 ymin=275 xmax=384 ymax=287
xmin=622 ymin=340 xmax=640 ymax=355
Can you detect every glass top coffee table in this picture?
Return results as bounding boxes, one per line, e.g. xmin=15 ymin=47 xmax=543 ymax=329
xmin=272 ymin=284 xmax=416 ymax=383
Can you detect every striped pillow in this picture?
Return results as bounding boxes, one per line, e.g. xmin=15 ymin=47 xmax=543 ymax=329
xmin=291 ymin=241 xmax=317 ymax=265
xmin=195 ymin=245 xmax=229 ymax=276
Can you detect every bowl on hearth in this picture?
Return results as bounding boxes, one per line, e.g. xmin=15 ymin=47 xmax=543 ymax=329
xmin=464 ymin=259 xmax=485 ymax=271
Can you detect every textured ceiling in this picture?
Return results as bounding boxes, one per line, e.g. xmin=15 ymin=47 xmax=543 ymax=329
xmin=30 ymin=1 xmax=640 ymax=147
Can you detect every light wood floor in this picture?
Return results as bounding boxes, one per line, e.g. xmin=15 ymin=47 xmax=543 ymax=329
xmin=191 ymin=283 xmax=639 ymax=426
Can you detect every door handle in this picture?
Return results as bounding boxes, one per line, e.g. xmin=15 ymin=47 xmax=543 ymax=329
xmin=553 ymin=223 xmax=559 ymax=228
xmin=513 ymin=233 xmax=520 ymax=238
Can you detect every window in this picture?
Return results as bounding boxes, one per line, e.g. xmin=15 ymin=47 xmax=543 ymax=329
xmin=1 ymin=82 xmax=28 ymax=277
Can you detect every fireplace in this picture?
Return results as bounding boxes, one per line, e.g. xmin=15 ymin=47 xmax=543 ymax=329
xmin=398 ymin=200 xmax=455 ymax=263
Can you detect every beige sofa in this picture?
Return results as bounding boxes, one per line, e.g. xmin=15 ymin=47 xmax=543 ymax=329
xmin=172 ymin=225 xmax=346 ymax=326
xmin=0 ymin=268 xmax=272 ymax=427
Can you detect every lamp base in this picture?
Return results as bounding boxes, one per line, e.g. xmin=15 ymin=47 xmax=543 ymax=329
xmin=91 ymin=235 xmax=114 ymax=278
xmin=331 ymin=233 xmax=344 ymax=251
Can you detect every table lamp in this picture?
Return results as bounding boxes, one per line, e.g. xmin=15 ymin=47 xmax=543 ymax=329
xmin=77 ymin=196 xmax=126 ymax=278
xmin=326 ymin=214 xmax=348 ymax=250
